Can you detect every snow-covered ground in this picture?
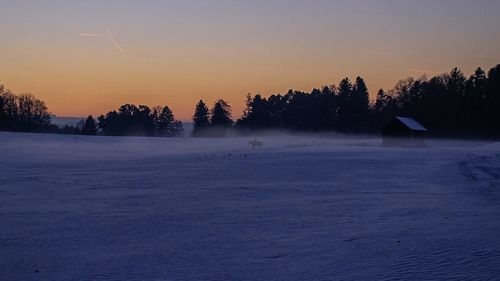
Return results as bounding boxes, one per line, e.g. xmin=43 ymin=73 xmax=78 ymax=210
xmin=1 ymin=132 xmax=500 ymax=280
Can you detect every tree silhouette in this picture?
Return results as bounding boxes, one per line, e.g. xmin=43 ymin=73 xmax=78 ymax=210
xmin=351 ymin=76 xmax=370 ymax=131
xmin=485 ymin=65 xmax=500 ymax=134
xmin=207 ymin=99 xmax=233 ymax=137
xmin=1 ymin=86 xmax=51 ymax=132
xmin=267 ymin=94 xmax=287 ymax=128
xmin=234 ymin=65 xmax=500 ymax=137
xmin=81 ymin=115 xmax=97 ymax=135
xmin=4 ymin=64 xmax=500 ymax=138
xmin=373 ymin=88 xmax=396 ymax=128
xmin=0 ymin=85 xmax=6 ymax=130
xmin=462 ymin=68 xmax=486 ymax=133
xmin=98 ymin=103 xmax=182 ymax=137
xmin=210 ymin=99 xmax=233 ymax=127
xmin=154 ymin=105 xmax=183 ymax=137
xmin=192 ymin=100 xmax=210 ymax=136
xmin=237 ymin=94 xmax=271 ymax=129
xmin=337 ymin=78 xmax=353 ymax=131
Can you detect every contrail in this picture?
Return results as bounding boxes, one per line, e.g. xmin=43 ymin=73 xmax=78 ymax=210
xmin=80 ymin=33 xmax=105 ymax=37
xmin=408 ymin=68 xmax=443 ymax=75
xmin=106 ymin=29 xmax=126 ymax=54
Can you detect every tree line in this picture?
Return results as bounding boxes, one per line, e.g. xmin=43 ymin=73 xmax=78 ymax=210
xmin=193 ymin=64 xmax=500 ymax=137
xmin=97 ymin=104 xmax=183 ymax=136
xmin=0 ymin=85 xmax=183 ymax=137
xmin=374 ymin=65 xmax=500 ymax=137
xmin=2 ymin=64 xmax=500 ymax=137
xmin=0 ymin=85 xmax=51 ymax=132
xmin=235 ymin=76 xmax=370 ymax=133
xmin=192 ymin=76 xmax=371 ymax=136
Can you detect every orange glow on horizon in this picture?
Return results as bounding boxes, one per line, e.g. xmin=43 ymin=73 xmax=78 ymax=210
xmin=1 ymin=1 xmax=499 ymax=120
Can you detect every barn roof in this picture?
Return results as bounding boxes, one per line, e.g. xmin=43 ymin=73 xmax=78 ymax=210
xmin=394 ymin=116 xmax=428 ymax=131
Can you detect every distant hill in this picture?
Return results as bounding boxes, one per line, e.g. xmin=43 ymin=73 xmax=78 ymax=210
xmin=50 ymin=115 xmax=84 ymax=127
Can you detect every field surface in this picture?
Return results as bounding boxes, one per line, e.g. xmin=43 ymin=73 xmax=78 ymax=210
xmin=1 ymin=132 xmax=500 ymax=280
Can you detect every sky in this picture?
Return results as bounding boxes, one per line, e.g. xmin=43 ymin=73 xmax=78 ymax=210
xmin=1 ymin=0 xmax=500 ymax=120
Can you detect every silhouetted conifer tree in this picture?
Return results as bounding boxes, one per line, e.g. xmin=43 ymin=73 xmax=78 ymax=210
xmin=81 ymin=115 xmax=97 ymax=135
xmin=485 ymin=65 xmax=500 ymax=135
xmin=208 ymin=99 xmax=233 ymax=137
xmin=154 ymin=105 xmax=183 ymax=137
xmin=465 ymin=68 xmax=487 ymax=132
xmin=237 ymin=94 xmax=271 ymax=129
xmin=210 ymin=99 xmax=233 ymax=127
xmin=351 ymin=76 xmax=370 ymax=131
xmin=192 ymin=100 xmax=210 ymax=137
xmin=337 ymin=78 xmax=353 ymax=131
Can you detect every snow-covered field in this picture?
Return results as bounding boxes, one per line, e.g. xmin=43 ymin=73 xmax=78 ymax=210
xmin=1 ymin=132 xmax=500 ymax=281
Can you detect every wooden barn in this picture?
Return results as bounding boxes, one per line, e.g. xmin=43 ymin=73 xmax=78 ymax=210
xmin=382 ymin=116 xmax=428 ymax=146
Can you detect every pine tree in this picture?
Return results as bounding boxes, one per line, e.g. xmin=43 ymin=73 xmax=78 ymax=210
xmin=192 ymin=100 xmax=210 ymax=136
xmin=81 ymin=115 xmax=97 ymax=135
xmin=486 ymin=64 xmax=500 ymax=134
xmin=374 ymin=89 xmax=387 ymax=114
xmin=352 ymin=76 xmax=370 ymax=131
xmin=237 ymin=94 xmax=270 ymax=129
xmin=465 ymin=68 xmax=487 ymax=132
xmin=210 ymin=99 xmax=233 ymax=127
xmin=337 ymin=77 xmax=353 ymax=131
xmin=446 ymin=68 xmax=466 ymax=133
xmin=374 ymin=88 xmax=397 ymax=128
xmin=154 ymin=105 xmax=181 ymax=137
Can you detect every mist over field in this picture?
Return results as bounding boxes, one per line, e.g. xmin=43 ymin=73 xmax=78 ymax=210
xmin=2 ymin=1 xmax=500 ymax=280
xmin=1 ymin=131 xmax=500 ymax=280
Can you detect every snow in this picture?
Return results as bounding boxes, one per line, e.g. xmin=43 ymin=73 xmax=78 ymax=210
xmin=394 ymin=116 xmax=428 ymax=131
xmin=1 ymin=132 xmax=500 ymax=280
